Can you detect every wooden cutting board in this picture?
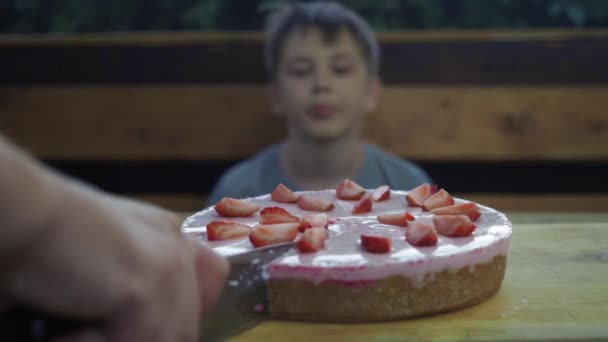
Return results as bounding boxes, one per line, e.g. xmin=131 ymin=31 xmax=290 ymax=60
xmin=232 ymin=219 xmax=608 ymax=342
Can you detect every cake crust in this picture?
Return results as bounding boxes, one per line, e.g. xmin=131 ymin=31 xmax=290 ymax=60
xmin=268 ymin=255 xmax=507 ymax=322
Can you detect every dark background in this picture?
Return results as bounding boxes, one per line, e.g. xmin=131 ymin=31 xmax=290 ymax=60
xmin=1 ymin=0 xmax=607 ymax=209
xmin=2 ymin=0 xmax=607 ymax=33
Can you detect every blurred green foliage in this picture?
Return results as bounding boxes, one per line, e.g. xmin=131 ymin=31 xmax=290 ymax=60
xmin=1 ymin=0 xmax=607 ymax=33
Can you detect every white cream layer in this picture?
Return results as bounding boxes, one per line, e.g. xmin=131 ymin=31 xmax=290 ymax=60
xmin=182 ymin=190 xmax=512 ymax=286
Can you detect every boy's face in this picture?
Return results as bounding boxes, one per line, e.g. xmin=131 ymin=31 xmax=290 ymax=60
xmin=272 ymin=27 xmax=379 ymax=142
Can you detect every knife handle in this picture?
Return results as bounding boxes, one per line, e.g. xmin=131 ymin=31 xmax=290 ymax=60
xmin=0 ymin=308 xmax=94 ymax=341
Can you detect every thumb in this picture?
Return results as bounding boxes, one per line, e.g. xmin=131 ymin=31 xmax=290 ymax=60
xmin=186 ymin=237 xmax=230 ymax=318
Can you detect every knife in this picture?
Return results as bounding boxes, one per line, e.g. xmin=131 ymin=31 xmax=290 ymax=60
xmin=199 ymin=241 xmax=295 ymax=342
xmin=0 ymin=241 xmax=295 ymax=342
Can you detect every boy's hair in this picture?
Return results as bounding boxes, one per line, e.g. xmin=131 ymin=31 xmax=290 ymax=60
xmin=264 ymin=1 xmax=380 ymax=78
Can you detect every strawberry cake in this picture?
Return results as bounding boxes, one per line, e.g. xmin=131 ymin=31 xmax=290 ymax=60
xmin=183 ymin=181 xmax=512 ymax=322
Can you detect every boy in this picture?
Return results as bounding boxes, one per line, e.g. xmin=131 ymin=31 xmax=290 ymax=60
xmin=208 ymin=1 xmax=430 ymax=204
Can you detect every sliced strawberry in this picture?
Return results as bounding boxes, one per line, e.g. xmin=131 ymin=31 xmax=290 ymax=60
xmin=297 ymin=227 xmax=328 ymax=253
xmin=432 ymin=215 xmax=476 ymax=237
xmin=271 ymin=183 xmax=298 ymax=203
xmin=259 ymin=207 xmax=301 ymax=225
xmin=352 ymin=195 xmax=373 ymax=215
xmin=214 ymin=197 xmax=259 ymax=217
xmin=371 ymin=185 xmax=390 ymax=202
xmin=360 ymin=234 xmax=391 ymax=253
xmin=206 ymin=220 xmax=251 ymax=241
xmin=406 ymin=221 xmax=438 ymax=247
xmin=336 ymin=179 xmax=366 ymax=200
xmin=406 ymin=183 xmax=434 ymax=207
xmin=431 ymin=202 xmax=481 ymax=221
xmin=377 ymin=212 xmax=415 ymax=227
xmin=422 ymin=189 xmax=455 ymax=211
xmin=249 ymin=223 xmax=299 ymax=247
xmin=299 ymin=213 xmax=329 ymax=232
xmin=297 ymin=195 xmax=335 ymax=212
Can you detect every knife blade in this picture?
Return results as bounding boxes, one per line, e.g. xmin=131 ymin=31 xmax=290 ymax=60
xmin=199 ymin=241 xmax=295 ymax=342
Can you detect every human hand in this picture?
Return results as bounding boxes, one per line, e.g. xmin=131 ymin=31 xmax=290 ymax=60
xmin=1 ymin=183 xmax=228 ymax=342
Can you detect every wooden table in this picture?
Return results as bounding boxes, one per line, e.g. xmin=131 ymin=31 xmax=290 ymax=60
xmin=231 ymin=212 xmax=608 ymax=342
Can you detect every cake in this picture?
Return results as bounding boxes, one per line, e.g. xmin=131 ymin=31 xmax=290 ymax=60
xmin=182 ymin=181 xmax=512 ymax=322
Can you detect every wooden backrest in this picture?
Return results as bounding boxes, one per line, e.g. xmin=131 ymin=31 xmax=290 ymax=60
xmin=1 ymin=30 xmax=607 ymax=211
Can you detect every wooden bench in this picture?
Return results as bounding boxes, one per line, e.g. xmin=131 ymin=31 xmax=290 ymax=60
xmin=1 ymin=30 xmax=607 ymax=212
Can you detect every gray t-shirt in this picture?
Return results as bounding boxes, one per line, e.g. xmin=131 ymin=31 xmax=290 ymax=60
xmin=207 ymin=143 xmax=431 ymax=205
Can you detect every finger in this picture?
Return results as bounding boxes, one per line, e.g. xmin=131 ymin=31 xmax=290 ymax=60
xmin=106 ymin=195 xmax=182 ymax=233
xmin=187 ymin=237 xmax=229 ymax=318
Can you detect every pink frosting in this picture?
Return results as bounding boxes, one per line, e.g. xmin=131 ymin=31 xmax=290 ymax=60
xmin=182 ymin=190 xmax=512 ymax=287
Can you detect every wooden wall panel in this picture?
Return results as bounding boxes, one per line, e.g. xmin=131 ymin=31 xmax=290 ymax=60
xmin=1 ymin=30 xmax=607 ymax=85
xmin=1 ymin=86 xmax=606 ymax=160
